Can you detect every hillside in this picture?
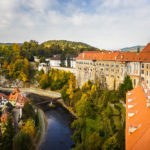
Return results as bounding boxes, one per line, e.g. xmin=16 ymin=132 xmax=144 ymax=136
xmin=0 ymin=43 xmax=22 ymax=45
xmin=42 ymin=40 xmax=97 ymax=50
xmin=121 ymin=45 xmax=145 ymax=52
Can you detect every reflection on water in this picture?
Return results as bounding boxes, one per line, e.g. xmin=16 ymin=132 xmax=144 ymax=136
xmin=40 ymin=110 xmax=74 ymax=150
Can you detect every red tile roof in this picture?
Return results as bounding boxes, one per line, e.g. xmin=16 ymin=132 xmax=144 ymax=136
xmin=0 ymin=93 xmax=8 ymax=101
xmin=1 ymin=113 xmax=8 ymax=123
xmin=9 ymin=88 xmax=28 ymax=105
xmin=140 ymin=43 xmax=150 ymax=53
xmin=126 ymin=85 xmax=150 ymax=150
xmin=76 ymin=43 xmax=150 ymax=62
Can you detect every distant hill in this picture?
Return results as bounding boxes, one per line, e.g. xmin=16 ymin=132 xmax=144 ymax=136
xmin=0 ymin=43 xmax=22 ymax=45
xmin=121 ymin=45 xmax=145 ymax=52
xmin=42 ymin=40 xmax=97 ymax=50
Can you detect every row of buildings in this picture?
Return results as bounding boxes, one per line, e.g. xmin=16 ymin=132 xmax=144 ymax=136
xmin=36 ymin=54 xmax=77 ymax=75
xmin=35 ymin=54 xmax=76 ymax=68
xmin=0 ymin=88 xmax=28 ymax=135
xmin=76 ymin=43 xmax=150 ymax=89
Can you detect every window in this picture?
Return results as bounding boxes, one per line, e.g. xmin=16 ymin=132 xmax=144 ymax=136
xmin=147 ymin=64 xmax=148 ymax=69
xmin=147 ymin=71 xmax=148 ymax=76
xmin=111 ymin=64 xmax=114 ymax=67
xmin=106 ymin=68 xmax=109 ymax=71
xmin=106 ymin=64 xmax=109 ymax=66
xmin=142 ymin=70 xmax=144 ymax=74
xmin=116 ymin=64 xmax=119 ymax=67
xmin=111 ymin=69 xmax=114 ymax=72
xmin=142 ymin=64 xmax=144 ymax=68
xmin=111 ymin=75 xmax=114 ymax=77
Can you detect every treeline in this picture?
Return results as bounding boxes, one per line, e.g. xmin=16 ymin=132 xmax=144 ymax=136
xmin=37 ymin=69 xmax=74 ymax=90
xmin=61 ymin=75 xmax=133 ymax=150
xmin=0 ymin=40 xmax=98 ymax=82
xmin=0 ymin=102 xmax=38 ymax=150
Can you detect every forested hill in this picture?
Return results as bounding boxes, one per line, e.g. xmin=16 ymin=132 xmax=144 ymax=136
xmin=42 ymin=40 xmax=97 ymax=50
xmin=0 ymin=43 xmax=22 ymax=45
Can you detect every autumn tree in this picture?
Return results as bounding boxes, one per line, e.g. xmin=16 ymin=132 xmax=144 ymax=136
xmin=13 ymin=131 xmax=33 ymax=150
xmin=21 ymin=119 xmax=36 ymax=138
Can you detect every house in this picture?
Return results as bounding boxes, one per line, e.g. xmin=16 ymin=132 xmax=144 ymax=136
xmin=34 ymin=56 xmax=40 ymax=62
xmin=50 ymin=54 xmax=61 ymax=67
xmin=38 ymin=62 xmax=50 ymax=73
xmin=9 ymin=88 xmax=28 ymax=108
xmin=126 ymin=81 xmax=150 ymax=150
xmin=0 ymin=93 xmax=9 ymax=108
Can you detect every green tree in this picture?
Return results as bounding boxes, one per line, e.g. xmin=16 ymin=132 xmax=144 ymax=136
xmin=88 ymin=132 xmax=102 ymax=150
xmin=22 ymin=102 xmax=36 ymax=121
xmin=1 ymin=118 xmax=15 ymax=150
xmin=13 ymin=131 xmax=33 ymax=150
xmin=60 ymin=53 xmax=66 ymax=67
xmin=118 ymin=75 xmax=133 ymax=101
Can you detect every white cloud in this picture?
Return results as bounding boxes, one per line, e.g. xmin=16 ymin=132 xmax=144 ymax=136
xmin=0 ymin=0 xmax=150 ymax=49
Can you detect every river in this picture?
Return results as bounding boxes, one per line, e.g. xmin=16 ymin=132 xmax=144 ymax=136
xmin=0 ymin=90 xmax=75 ymax=150
xmin=29 ymin=93 xmax=75 ymax=150
xmin=40 ymin=108 xmax=74 ymax=150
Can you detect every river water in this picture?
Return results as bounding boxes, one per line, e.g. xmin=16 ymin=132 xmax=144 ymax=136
xmin=39 ymin=106 xmax=74 ymax=150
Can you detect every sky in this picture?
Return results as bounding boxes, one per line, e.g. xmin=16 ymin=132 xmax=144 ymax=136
xmin=0 ymin=0 xmax=150 ymax=49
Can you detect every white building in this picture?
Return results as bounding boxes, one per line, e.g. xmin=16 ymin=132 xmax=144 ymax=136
xmin=0 ymin=96 xmax=9 ymax=108
xmin=38 ymin=63 xmax=50 ymax=73
xmin=34 ymin=56 xmax=40 ymax=62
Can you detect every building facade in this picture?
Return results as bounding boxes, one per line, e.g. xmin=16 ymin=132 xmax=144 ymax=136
xmin=76 ymin=43 xmax=150 ymax=90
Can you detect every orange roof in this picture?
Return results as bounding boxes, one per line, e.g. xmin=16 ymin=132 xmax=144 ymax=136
xmin=1 ymin=113 xmax=8 ymax=123
xmin=76 ymin=51 xmax=120 ymax=61
xmin=9 ymin=88 xmax=20 ymax=101
xmin=9 ymin=88 xmax=28 ymax=104
xmin=140 ymin=43 xmax=150 ymax=53
xmin=76 ymin=43 xmax=150 ymax=62
xmin=126 ymin=85 xmax=150 ymax=150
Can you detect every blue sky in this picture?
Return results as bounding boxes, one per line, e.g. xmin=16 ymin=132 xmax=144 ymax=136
xmin=0 ymin=0 xmax=150 ymax=49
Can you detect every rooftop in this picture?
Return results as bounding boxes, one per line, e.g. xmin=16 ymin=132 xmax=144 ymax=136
xmin=126 ymin=84 xmax=150 ymax=150
xmin=76 ymin=43 xmax=150 ymax=62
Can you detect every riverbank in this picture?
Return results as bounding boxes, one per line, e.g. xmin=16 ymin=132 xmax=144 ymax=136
xmin=34 ymin=108 xmax=47 ymax=150
xmin=0 ymin=87 xmax=77 ymax=149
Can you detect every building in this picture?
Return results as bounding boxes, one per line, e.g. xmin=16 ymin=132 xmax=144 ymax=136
xmin=34 ymin=56 xmax=40 ymax=62
xmin=50 ymin=54 xmax=77 ymax=68
xmin=0 ymin=93 xmax=9 ymax=108
xmin=50 ymin=54 xmax=61 ymax=67
xmin=76 ymin=43 xmax=150 ymax=89
xmin=126 ymin=82 xmax=150 ymax=150
xmin=9 ymin=88 xmax=28 ymax=107
xmin=38 ymin=62 xmax=50 ymax=73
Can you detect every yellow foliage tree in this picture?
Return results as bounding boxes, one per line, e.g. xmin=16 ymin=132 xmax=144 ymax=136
xmin=66 ymin=74 xmax=76 ymax=100
xmin=21 ymin=119 xmax=35 ymax=138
